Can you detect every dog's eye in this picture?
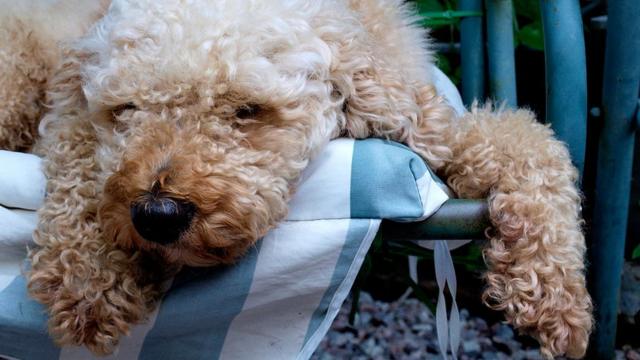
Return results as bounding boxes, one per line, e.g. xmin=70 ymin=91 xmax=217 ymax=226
xmin=112 ymin=103 xmax=137 ymax=117
xmin=236 ymin=104 xmax=262 ymax=119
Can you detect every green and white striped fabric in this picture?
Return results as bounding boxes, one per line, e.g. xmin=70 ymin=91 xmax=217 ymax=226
xmin=0 ymin=138 xmax=450 ymax=360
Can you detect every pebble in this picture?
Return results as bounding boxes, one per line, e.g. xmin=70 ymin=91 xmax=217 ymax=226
xmin=475 ymin=318 xmax=489 ymax=332
xmin=462 ymin=340 xmax=482 ymax=355
xmin=492 ymin=323 xmax=514 ymax=340
xmin=621 ymin=262 xmax=640 ymax=321
xmin=627 ymin=349 xmax=640 ymax=360
xmin=311 ymin=291 xmax=640 ymax=359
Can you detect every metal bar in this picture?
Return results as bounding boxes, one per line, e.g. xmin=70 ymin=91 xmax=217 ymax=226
xmin=485 ymin=0 xmax=517 ymax=107
xmin=380 ymin=199 xmax=490 ymax=241
xmin=590 ymin=0 xmax=640 ymax=356
xmin=539 ymin=0 xmax=587 ymax=178
xmin=459 ymin=0 xmax=485 ymax=105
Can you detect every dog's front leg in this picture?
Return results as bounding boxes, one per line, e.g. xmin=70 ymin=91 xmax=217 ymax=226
xmin=339 ymin=60 xmax=591 ymax=357
xmin=27 ymin=113 xmax=156 ymax=355
xmin=382 ymin=88 xmax=593 ymax=357
xmin=421 ymin=103 xmax=592 ymax=359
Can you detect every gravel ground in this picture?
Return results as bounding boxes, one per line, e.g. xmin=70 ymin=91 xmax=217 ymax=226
xmin=311 ymin=291 xmax=640 ymax=360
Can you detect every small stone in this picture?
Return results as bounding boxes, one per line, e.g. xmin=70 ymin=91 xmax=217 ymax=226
xmin=358 ymin=311 xmax=372 ymax=325
xmin=460 ymin=308 xmax=470 ymax=320
xmin=475 ymin=318 xmax=489 ymax=332
xmin=481 ymin=351 xmax=499 ymax=360
xmin=411 ymin=323 xmax=433 ymax=333
xmin=478 ymin=337 xmax=493 ymax=347
xmin=333 ymin=332 xmax=352 ymax=347
xmin=627 ymin=349 xmax=640 ymax=360
xmin=615 ymin=350 xmax=626 ymax=360
xmin=379 ymin=327 xmax=392 ymax=339
xmin=493 ymin=323 xmax=514 ymax=340
xmin=522 ymin=349 xmax=543 ymax=359
xmin=360 ymin=337 xmax=383 ymax=357
xmin=319 ymin=353 xmax=334 ymax=360
xmin=407 ymin=350 xmax=426 ymax=360
xmin=462 ymin=340 xmax=482 ymax=355
xmin=418 ymin=309 xmax=432 ymax=322
xmin=359 ymin=291 xmax=373 ymax=304
xmin=463 ymin=328 xmax=480 ymax=341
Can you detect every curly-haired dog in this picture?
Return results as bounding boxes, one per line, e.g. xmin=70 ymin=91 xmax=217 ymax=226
xmin=0 ymin=0 xmax=592 ymax=357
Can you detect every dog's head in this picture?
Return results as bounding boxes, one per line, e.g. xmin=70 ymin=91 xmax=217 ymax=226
xmin=43 ymin=0 xmax=435 ymax=266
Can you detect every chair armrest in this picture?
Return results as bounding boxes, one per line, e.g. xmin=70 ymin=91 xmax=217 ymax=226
xmin=379 ymin=199 xmax=490 ymax=241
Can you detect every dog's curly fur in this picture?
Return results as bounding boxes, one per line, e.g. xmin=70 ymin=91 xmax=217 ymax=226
xmin=0 ymin=0 xmax=592 ymax=357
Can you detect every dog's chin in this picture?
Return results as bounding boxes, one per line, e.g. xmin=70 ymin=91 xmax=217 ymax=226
xmin=149 ymin=239 xmax=252 ymax=268
xmin=161 ymin=247 xmax=245 ymax=268
xmin=106 ymin=222 xmax=257 ymax=268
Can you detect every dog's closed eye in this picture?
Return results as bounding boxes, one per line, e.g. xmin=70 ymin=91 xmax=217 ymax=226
xmin=112 ymin=103 xmax=137 ymax=117
xmin=236 ymin=104 xmax=262 ymax=119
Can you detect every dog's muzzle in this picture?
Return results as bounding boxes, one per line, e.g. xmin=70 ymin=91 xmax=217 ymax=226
xmin=130 ymin=196 xmax=196 ymax=245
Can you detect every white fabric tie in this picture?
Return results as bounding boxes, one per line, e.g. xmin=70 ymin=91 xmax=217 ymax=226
xmin=434 ymin=240 xmax=461 ymax=359
xmin=403 ymin=240 xmax=461 ymax=359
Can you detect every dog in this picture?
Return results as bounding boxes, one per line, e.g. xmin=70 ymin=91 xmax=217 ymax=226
xmin=0 ymin=0 xmax=592 ymax=358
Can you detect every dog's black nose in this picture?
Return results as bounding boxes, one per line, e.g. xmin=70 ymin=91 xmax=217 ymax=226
xmin=130 ymin=197 xmax=196 ymax=245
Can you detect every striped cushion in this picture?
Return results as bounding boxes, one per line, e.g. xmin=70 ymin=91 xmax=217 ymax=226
xmin=0 ymin=138 xmax=448 ymax=360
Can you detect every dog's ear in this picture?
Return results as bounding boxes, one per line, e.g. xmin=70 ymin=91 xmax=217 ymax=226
xmin=329 ymin=43 xmax=453 ymax=170
xmin=29 ymin=42 xmax=151 ymax=353
xmin=35 ymin=47 xmax=93 ymax=153
xmin=45 ymin=47 xmax=90 ymax=116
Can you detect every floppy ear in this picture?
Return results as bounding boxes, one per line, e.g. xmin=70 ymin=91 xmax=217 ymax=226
xmin=28 ymin=47 xmax=155 ymax=355
xmin=326 ymin=7 xmax=454 ymax=171
xmin=33 ymin=47 xmax=90 ymax=153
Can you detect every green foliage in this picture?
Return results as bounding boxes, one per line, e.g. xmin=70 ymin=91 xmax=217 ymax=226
xmin=419 ymin=10 xmax=483 ymax=28
xmin=413 ymin=0 xmax=546 ymax=51
xmin=513 ymin=0 xmax=544 ymax=50
xmin=633 ymin=244 xmax=640 ymax=260
xmin=414 ymin=0 xmax=446 ymax=16
xmin=408 ymin=0 xmax=545 ymax=87
xmin=517 ymin=22 xmax=544 ymax=51
xmin=414 ymin=0 xmax=462 ymax=29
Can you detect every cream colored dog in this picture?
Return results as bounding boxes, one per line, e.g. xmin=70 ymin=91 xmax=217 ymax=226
xmin=0 ymin=0 xmax=591 ymax=358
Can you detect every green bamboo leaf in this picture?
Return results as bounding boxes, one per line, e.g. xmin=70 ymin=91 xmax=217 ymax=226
xmin=414 ymin=0 xmax=444 ymax=13
xmin=518 ymin=22 xmax=544 ymax=51
xmin=632 ymin=244 xmax=640 ymax=260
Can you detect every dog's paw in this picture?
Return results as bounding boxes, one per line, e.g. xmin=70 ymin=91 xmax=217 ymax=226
xmin=49 ymin=299 xmax=126 ymax=355
xmin=28 ymin=247 xmax=155 ymax=355
xmin=483 ymin=268 xmax=592 ymax=359
xmin=46 ymin=279 xmax=152 ymax=355
xmin=538 ymin=292 xmax=592 ymax=359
